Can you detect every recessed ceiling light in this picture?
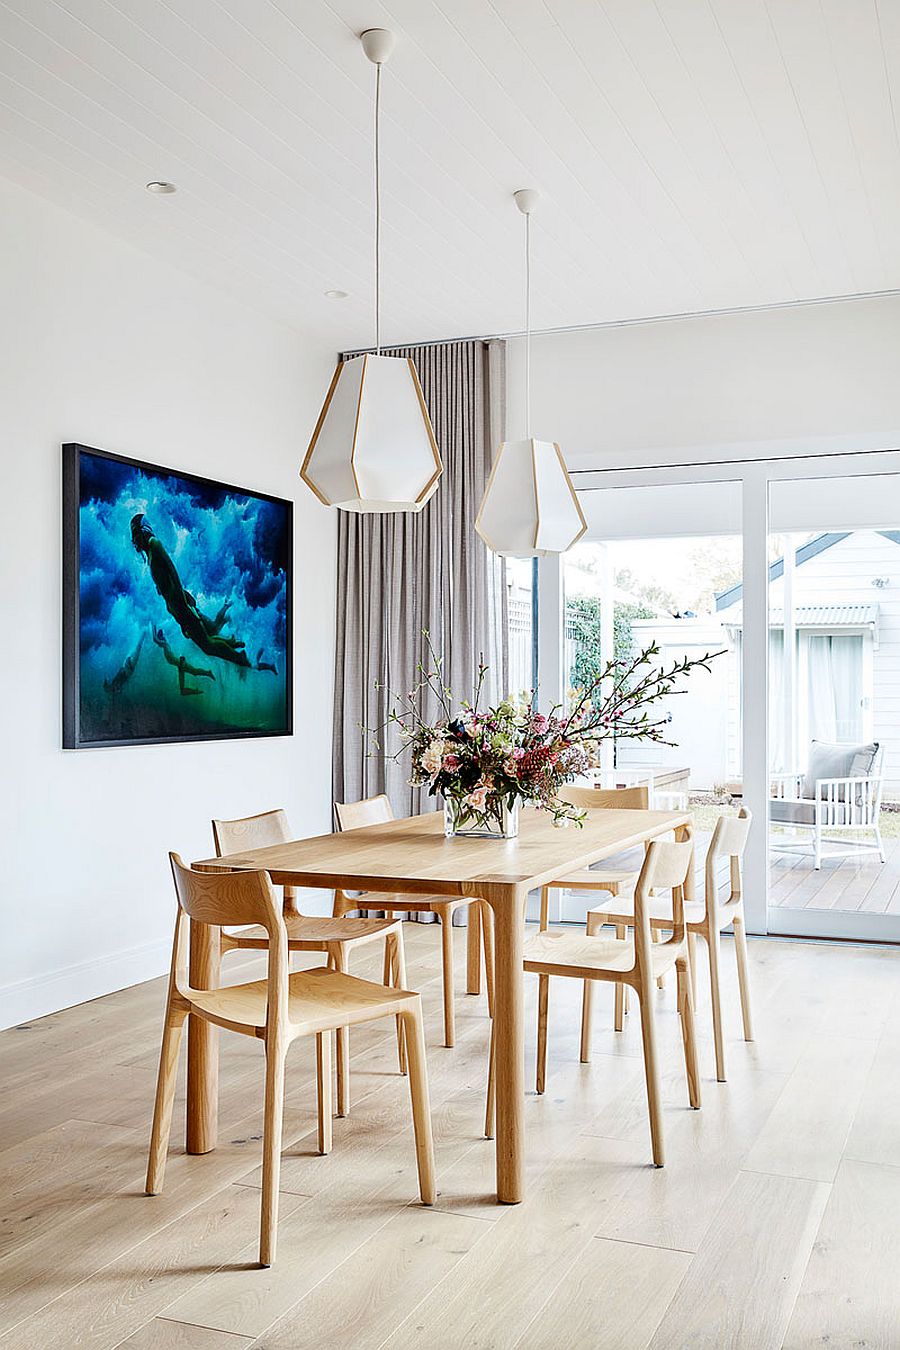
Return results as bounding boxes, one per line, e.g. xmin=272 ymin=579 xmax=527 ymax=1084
xmin=324 ymin=289 xmax=349 ymax=300
xmin=145 ymin=181 xmax=176 ymax=194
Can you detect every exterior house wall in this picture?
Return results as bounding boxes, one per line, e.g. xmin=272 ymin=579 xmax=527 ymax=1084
xmin=758 ymin=531 xmax=900 ymax=795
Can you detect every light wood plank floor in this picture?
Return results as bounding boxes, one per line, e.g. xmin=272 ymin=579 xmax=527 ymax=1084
xmin=2 ymin=925 xmax=899 ymax=1348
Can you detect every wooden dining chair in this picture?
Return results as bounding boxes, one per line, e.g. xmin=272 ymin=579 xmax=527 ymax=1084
xmin=146 ymin=854 xmax=435 ymax=1267
xmin=582 ymin=809 xmax=754 ymax=1082
xmin=213 ymin=810 xmax=407 ymax=1122
xmin=486 ymin=837 xmax=700 ymax=1168
xmin=334 ymin=794 xmax=494 ymax=1048
xmin=537 ymin=785 xmax=651 ymax=929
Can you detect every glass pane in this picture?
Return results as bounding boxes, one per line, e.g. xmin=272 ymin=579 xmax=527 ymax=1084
xmin=768 ymin=473 xmax=900 ymax=938
xmin=558 ymin=481 xmax=743 ymax=923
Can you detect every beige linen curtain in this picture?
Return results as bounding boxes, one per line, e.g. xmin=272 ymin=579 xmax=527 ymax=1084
xmin=332 ymin=338 xmax=508 ymax=836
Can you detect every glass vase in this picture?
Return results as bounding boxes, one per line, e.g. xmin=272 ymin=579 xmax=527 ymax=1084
xmin=443 ymin=797 xmax=520 ymax=839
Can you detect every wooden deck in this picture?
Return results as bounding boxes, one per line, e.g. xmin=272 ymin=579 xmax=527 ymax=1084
xmin=769 ymin=836 xmax=900 ymax=915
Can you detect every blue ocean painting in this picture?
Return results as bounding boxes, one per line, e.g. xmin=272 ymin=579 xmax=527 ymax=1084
xmin=72 ymin=447 xmax=291 ymax=745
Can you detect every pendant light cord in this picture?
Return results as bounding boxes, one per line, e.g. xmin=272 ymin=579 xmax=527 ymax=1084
xmin=524 ymin=208 xmax=531 ymax=438
xmin=374 ymin=60 xmax=382 ymax=356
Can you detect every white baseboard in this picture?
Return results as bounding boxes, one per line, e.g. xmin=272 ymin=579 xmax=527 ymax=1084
xmin=0 ymin=938 xmax=172 ymax=1030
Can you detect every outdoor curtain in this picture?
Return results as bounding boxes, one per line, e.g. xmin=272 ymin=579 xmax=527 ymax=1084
xmin=332 ymin=338 xmax=508 ymax=826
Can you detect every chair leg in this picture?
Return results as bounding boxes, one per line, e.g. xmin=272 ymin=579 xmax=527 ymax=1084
xmin=145 ymin=1006 xmax=187 ymax=1195
xmin=875 ymin=825 xmax=886 ymax=864
xmin=687 ymin=930 xmax=698 ymax=1005
xmin=389 ymin=929 xmax=408 ymax=1075
xmin=480 ymin=902 xmax=495 ymax=1019
xmin=316 ymin=1031 xmax=333 ymax=1156
xmin=636 ymin=985 xmax=665 ymax=1167
xmin=706 ymin=923 xmax=727 ymax=1083
xmin=733 ymin=911 xmax=754 ymax=1042
xmin=484 ymin=1017 xmax=496 ymax=1140
xmin=439 ymin=909 xmax=455 ymax=1048
xmin=466 ymin=902 xmax=482 ymax=996
xmin=614 ymin=922 xmax=626 ymax=1032
xmin=581 ymin=910 xmax=598 ymax=1060
xmin=332 ymin=945 xmax=350 ymax=1117
xmin=677 ymin=957 xmax=701 ymax=1109
xmin=260 ymin=1035 xmax=288 ymax=1267
xmin=652 ymin=927 xmax=665 ymax=990
xmin=536 ymin=973 xmax=550 ymax=1094
xmin=402 ymin=1003 xmax=436 ymax=1205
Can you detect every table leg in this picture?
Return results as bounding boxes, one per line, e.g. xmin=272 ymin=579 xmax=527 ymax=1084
xmin=187 ymin=919 xmax=220 ymax=1154
xmin=466 ymin=902 xmax=482 ymax=996
xmin=488 ymin=885 xmax=525 ymax=1204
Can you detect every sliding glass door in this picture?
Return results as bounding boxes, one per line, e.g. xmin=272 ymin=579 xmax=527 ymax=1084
xmin=547 ymin=448 xmax=900 ymax=940
xmin=767 ymin=470 xmax=900 ymax=941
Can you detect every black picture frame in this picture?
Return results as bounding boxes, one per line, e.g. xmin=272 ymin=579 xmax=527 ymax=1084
xmin=63 ymin=443 xmax=293 ymax=749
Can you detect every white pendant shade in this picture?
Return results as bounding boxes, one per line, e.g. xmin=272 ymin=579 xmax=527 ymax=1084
xmin=476 ymin=188 xmax=584 ymax=558
xmin=301 ymin=353 xmax=442 ymax=513
xmin=475 ymin=438 xmax=586 ymax=557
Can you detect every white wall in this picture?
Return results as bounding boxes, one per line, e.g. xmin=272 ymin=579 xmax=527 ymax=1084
xmin=0 ymin=177 xmax=337 ymax=1028
xmin=508 ymin=295 xmax=900 ymax=470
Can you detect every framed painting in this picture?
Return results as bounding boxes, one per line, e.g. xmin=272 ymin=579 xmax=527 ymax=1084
xmin=63 ymin=443 xmax=293 ymax=748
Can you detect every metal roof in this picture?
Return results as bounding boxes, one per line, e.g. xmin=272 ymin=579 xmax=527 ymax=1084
xmin=723 ymin=604 xmax=879 ymax=629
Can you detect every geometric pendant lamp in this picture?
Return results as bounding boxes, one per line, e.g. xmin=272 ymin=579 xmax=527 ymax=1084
xmin=475 ymin=190 xmax=585 ymax=556
xmin=300 ymin=29 xmax=443 ymax=514
xmin=301 ymin=351 xmax=441 ymax=512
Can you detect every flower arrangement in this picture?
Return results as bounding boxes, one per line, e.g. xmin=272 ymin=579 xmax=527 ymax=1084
xmin=370 ymin=635 xmax=722 ymax=836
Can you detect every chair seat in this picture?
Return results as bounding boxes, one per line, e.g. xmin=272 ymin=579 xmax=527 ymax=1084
xmin=587 ymin=895 xmax=705 ymax=927
xmin=547 ymin=868 xmax=638 ymax=890
xmin=229 ymin=914 xmax=400 ymax=950
xmin=768 ymin=798 xmax=817 ymax=826
xmin=188 ymin=965 xmax=417 ymax=1036
xmin=522 ymin=928 xmax=680 ymax=980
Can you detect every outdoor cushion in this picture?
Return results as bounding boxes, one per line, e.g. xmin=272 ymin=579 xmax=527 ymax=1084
xmin=769 ymin=799 xmax=817 ymax=826
xmin=802 ymin=741 xmax=879 ymax=800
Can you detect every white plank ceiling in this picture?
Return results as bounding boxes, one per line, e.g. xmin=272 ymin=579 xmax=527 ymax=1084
xmin=2 ymin=0 xmax=900 ymax=349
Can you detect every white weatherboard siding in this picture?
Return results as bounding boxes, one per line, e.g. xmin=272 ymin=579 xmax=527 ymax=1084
xmin=0 ymin=176 xmax=336 ymax=1029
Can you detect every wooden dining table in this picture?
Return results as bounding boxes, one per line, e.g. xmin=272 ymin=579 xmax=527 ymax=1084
xmin=192 ymin=804 xmax=693 ymax=1204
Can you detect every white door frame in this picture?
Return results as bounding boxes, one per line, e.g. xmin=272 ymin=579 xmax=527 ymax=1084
xmin=549 ymin=447 xmax=900 ymax=940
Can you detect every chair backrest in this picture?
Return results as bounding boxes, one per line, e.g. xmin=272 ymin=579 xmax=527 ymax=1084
xmin=705 ymin=807 xmax=752 ymax=913
xmin=632 ymin=837 xmax=694 ymax=963
xmin=212 ymin=808 xmax=291 ymax=857
xmin=335 ymin=794 xmax=394 ymax=831
xmin=168 ymin=852 xmax=288 ymax=1021
xmin=560 ymin=784 xmax=650 ymax=812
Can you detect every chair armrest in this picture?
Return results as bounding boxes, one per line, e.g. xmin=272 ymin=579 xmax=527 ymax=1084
xmin=814 ymin=775 xmax=882 ymax=795
xmin=813 ymin=776 xmax=883 ymax=821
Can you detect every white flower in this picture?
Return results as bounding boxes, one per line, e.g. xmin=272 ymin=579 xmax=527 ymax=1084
xmin=421 ymin=739 xmax=444 ymax=776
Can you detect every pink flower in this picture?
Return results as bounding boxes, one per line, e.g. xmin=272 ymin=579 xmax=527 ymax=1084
xmin=466 ymin=786 xmax=488 ymax=810
xmin=532 ymin=714 xmax=548 ymax=734
xmin=512 ymin=747 xmax=526 ymax=760
xmin=503 ymin=756 xmax=518 ymax=776
xmin=443 ymin=753 xmax=460 ymax=772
